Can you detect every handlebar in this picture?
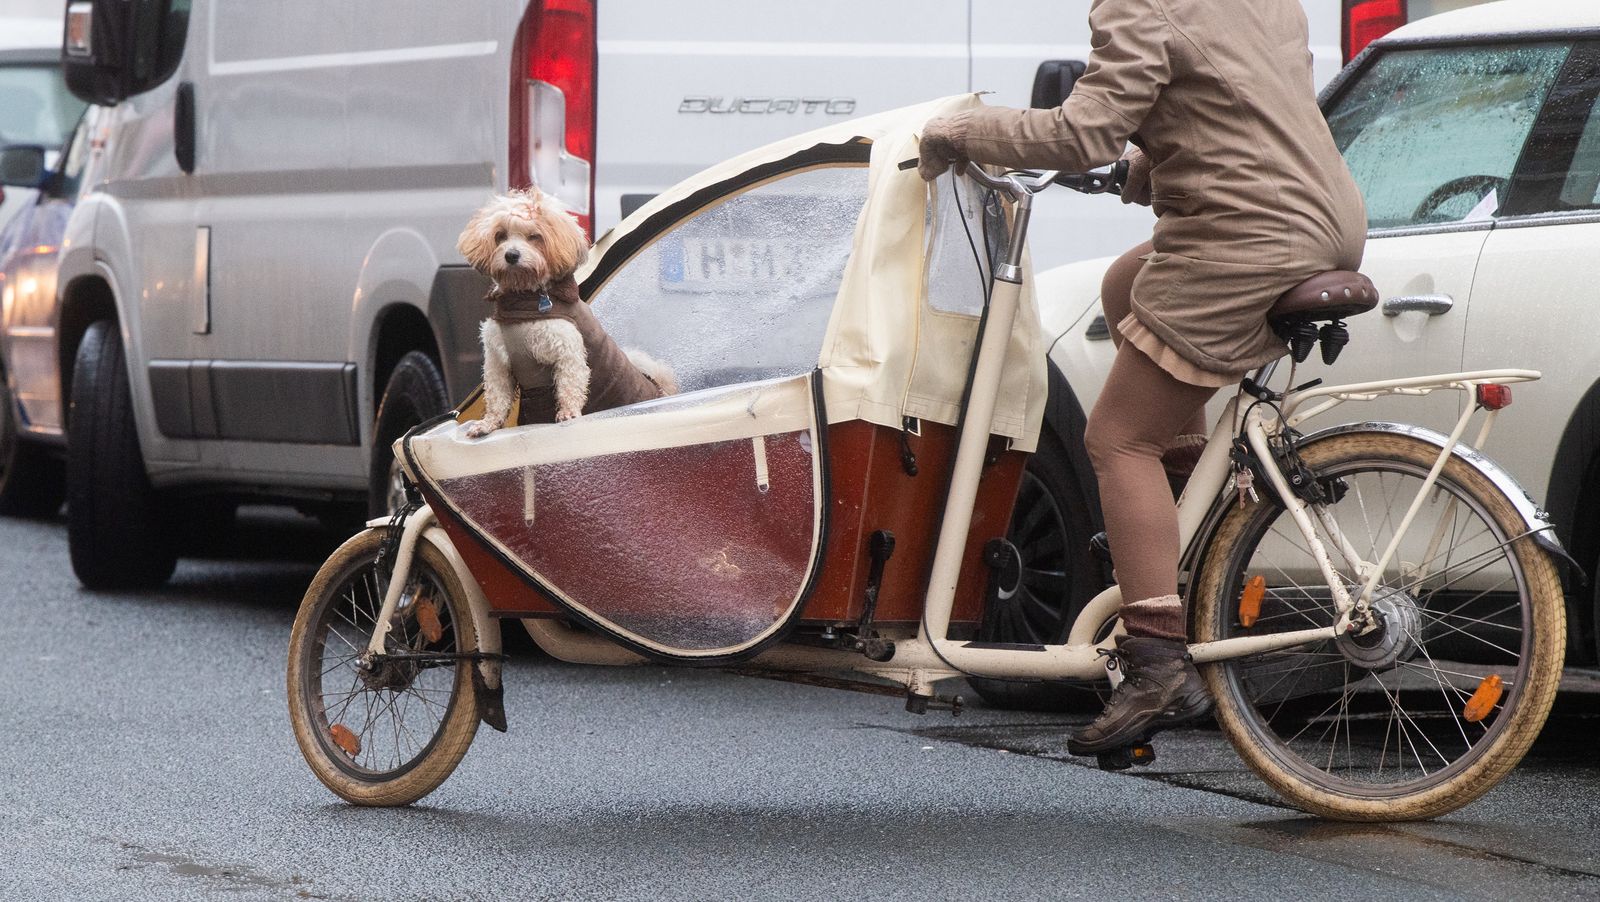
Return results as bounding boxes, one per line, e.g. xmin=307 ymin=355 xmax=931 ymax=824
xmin=896 ymin=157 xmax=1128 ymax=199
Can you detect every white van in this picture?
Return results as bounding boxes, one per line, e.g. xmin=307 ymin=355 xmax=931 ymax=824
xmin=47 ymin=0 xmax=1447 ymax=587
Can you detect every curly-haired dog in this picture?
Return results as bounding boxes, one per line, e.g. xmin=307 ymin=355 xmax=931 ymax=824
xmin=456 ymin=189 xmax=677 ymax=437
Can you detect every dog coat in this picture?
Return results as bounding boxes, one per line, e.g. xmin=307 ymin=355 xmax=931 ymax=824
xmin=490 ymin=276 xmax=666 ymax=420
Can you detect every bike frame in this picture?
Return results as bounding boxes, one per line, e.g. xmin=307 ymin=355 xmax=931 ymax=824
xmin=363 ymin=163 xmax=1546 ymax=705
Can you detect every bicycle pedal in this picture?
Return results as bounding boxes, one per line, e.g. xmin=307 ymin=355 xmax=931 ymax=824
xmin=1089 ymin=742 xmax=1156 ymax=772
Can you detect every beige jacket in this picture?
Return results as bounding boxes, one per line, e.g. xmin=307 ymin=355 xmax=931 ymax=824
xmin=946 ymin=0 xmax=1366 ymax=374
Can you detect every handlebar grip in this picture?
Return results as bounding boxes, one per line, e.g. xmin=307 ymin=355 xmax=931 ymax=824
xmin=897 ymin=158 xmax=919 ymax=171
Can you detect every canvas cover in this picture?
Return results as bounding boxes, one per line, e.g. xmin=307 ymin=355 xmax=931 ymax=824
xmin=579 ymin=93 xmax=1049 ymax=451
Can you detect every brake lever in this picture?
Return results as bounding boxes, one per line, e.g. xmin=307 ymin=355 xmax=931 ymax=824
xmin=1055 ymin=159 xmax=1130 ymax=195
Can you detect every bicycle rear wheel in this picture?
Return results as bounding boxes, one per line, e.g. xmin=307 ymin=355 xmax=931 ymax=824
xmin=1192 ymin=431 xmax=1564 ymax=821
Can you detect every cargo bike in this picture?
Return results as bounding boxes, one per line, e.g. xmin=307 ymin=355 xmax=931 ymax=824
xmin=288 ymin=97 xmax=1570 ymax=820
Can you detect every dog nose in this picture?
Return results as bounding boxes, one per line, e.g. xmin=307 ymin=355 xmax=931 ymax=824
xmin=504 ymin=249 xmax=521 ymax=265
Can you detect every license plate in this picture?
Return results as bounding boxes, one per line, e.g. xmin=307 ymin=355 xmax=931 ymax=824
xmin=659 ymin=237 xmax=821 ymax=290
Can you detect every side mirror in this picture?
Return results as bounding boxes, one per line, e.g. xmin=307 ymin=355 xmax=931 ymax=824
xmin=0 ymin=145 xmax=48 ymax=189
xmin=62 ymin=0 xmax=179 ymax=106
xmin=63 ymin=0 xmax=129 ymax=105
xmin=1031 ymin=59 xmax=1087 ymax=109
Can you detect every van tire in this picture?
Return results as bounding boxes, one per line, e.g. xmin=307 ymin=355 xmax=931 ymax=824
xmin=369 ymin=351 xmax=449 ymax=517
xmin=66 ymin=321 xmax=177 ymax=589
xmin=0 ymin=376 xmax=65 ymax=518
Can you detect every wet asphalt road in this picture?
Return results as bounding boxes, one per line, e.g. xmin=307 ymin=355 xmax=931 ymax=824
xmin=2 ymin=508 xmax=1599 ymax=901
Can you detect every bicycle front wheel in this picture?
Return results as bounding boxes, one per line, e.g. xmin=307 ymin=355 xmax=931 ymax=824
xmin=1193 ymin=431 xmax=1564 ymax=821
xmin=287 ymin=528 xmax=481 ymax=806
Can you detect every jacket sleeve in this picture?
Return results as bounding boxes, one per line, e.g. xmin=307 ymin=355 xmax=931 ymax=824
xmin=950 ymin=0 xmax=1174 ymax=172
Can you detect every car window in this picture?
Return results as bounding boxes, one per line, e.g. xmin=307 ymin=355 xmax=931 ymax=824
xmin=590 ymin=165 xmax=868 ymax=394
xmin=1326 ymin=43 xmax=1570 ymax=230
xmin=0 ymin=65 xmax=88 ymax=148
xmin=1495 ymin=43 xmax=1600 ymax=217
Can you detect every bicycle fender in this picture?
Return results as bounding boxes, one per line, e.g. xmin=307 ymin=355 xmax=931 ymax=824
xmin=1297 ymin=421 xmax=1585 ymax=584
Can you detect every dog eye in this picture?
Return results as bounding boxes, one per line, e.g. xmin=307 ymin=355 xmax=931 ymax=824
xmin=494 ymin=230 xmax=507 ymax=243
xmin=530 ymin=233 xmax=545 ymax=243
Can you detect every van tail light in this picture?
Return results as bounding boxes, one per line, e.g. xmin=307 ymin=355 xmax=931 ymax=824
xmin=510 ymin=0 xmax=596 ymax=237
xmin=1476 ymin=384 xmax=1512 ymax=410
xmin=1343 ymin=0 xmax=1407 ymax=64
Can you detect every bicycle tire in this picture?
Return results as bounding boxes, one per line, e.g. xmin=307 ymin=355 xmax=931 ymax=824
xmin=1192 ymin=431 xmax=1564 ymax=821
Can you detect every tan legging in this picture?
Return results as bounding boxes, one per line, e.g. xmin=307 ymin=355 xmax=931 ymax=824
xmin=1086 ymin=242 xmax=1219 ymax=640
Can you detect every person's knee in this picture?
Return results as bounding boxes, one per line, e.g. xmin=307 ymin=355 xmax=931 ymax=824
xmin=1083 ymin=412 xmax=1123 ymax=475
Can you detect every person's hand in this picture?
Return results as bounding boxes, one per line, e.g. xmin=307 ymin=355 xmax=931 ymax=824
xmin=917 ymin=116 xmax=969 ymax=181
xmin=1120 ymin=147 xmax=1152 ymax=206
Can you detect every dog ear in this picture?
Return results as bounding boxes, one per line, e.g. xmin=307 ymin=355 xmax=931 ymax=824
xmin=456 ymin=202 xmax=498 ymax=271
xmin=538 ymin=203 xmax=590 ymax=280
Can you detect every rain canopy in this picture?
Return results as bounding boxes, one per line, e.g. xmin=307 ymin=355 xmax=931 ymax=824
xmin=402 ymin=95 xmax=1049 ymax=662
xmin=577 ymin=92 xmax=1049 ymax=447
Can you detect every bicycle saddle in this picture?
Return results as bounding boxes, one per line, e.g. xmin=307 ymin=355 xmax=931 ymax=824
xmin=1268 ymin=271 xmax=1378 ymax=324
xmin=1268 ymin=271 xmax=1378 ymax=365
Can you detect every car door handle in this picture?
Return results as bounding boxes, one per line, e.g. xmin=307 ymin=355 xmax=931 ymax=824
xmin=1382 ymin=294 xmax=1454 ymax=317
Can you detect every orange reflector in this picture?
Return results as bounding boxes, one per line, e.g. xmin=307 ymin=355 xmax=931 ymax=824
xmin=1239 ymin=575 xmax=1267 ymax=628
xmin=1463 ymin=674 xmax=1504 ymax=723
xmin=1476 ymin=383 xmax=1512 ymax=410
xmin=1131 ymin=745 xmax=1153 ymax=760
xmin=329 ymin=724 xmax=361 ymax=757
xmin=415 ymin=596 xmax=444 ymax=644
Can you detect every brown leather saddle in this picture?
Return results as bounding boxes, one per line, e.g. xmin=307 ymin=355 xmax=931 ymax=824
xmin=1267 ymin=270 xmax=1379 ymax=365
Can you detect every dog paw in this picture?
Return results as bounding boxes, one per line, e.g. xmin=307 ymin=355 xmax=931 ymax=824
xmin=556 ymin=408 xmax=581 ymax=422
xmin=464 ymin=418 xmax=501 ymax=438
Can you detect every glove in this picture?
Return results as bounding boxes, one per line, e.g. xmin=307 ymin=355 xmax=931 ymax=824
xmin=1120 ymin=147 xmax=1153 ymax=206
xmin=917 ymin=116 xmax=969 ymax=181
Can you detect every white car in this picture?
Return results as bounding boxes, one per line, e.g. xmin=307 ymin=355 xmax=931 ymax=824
xmin=1034 ymin=0 xmax=1600 ymax=670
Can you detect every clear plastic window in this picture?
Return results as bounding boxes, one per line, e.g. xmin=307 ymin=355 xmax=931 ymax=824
xmin=1327 ymin=43 xmax=1569 ymax=229
xmin=924 ymin=171 xmax=1005 ymax=317
xmin=590 ymin=166 xmax=869 ymax=393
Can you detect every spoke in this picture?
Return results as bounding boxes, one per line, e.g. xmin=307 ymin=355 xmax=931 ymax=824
xmin=1406 ymin=626 xmax=1476 ymax=750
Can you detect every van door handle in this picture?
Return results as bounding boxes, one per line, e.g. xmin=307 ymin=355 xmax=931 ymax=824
xmin=1382 ymin=294 xmax=1454 ymax=317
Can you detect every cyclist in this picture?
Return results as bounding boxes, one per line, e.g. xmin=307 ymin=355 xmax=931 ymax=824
xmin=917 ymin=0 xmax=1367 ymax=753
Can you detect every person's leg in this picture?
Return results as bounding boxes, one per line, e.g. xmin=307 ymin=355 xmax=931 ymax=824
xmin=1100 ymin=241 xmax=1208 ymax=439
xmin=1084 ymin=341 xmax=1218 ymax=637
xmin=1072 ymin=342 xmax=1218 ymax=754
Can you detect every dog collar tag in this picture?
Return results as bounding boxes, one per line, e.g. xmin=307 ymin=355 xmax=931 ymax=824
xmin=537 ymin=293 xmax=553 ymax=313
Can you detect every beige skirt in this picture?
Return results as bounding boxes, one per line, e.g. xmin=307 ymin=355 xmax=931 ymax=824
xmin=1118 ymin=313 xmax=1246 ymax=389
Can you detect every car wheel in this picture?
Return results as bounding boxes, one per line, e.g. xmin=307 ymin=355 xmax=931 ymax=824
xmin=369 ymin=351 xmax=450 ymax=517
xmin=966 ymin=429 xmax=1106 ymax=712
xmin=0 ymin=374 xmax=65 ymax=518
xmin=66 ymin=321 xmax=177 ymax=589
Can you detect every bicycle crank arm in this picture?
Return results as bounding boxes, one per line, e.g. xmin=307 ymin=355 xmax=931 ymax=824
xmin=1186 ymin=624 xmax=1341 ymax=664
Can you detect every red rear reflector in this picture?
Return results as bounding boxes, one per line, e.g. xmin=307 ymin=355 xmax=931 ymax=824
xmin=1463 ymin=674 xmax=1503 ymax=722
xmin=1239 ymin=575 xmax=1266 ymax=628
xmin=1476 ymin=384 xmax=1512 ymax=410
xmin=1343 ymin=0 xmax=1408 ymax=64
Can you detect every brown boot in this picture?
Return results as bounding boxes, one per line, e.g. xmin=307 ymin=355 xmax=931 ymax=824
xmin=1067 ymin=636 xmax=1211 ymax=755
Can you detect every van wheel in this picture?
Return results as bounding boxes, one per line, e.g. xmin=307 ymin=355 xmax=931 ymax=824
xmin=967 ymin=430 xmax=1105 ymax=712
xmin=369 ymin=352 xmax=449 ymax=517
xmin=0 ymin=375 xmax=65 ymax=518
xmin=67 ymin=321 xmax=177 ymax=589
